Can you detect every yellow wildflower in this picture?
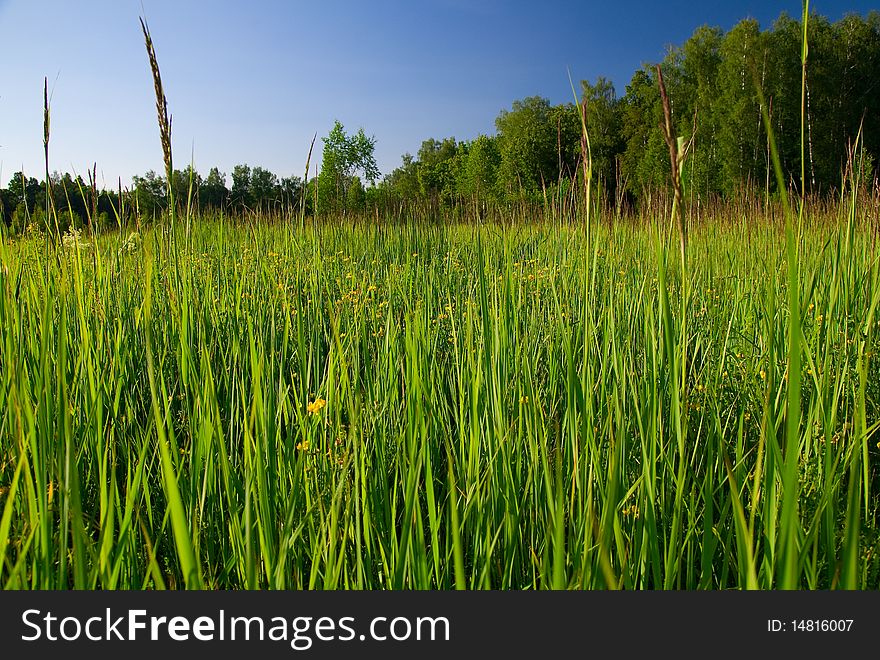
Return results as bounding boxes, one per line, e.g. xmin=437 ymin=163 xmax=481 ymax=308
xmin=307 ymin=397 xmax=326 ymax=415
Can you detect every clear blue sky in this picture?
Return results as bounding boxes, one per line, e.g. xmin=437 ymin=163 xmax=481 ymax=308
xmin=0 ymin=0 xmax=875 ymax=187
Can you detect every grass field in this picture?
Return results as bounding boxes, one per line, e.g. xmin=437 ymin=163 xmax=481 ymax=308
xmin=1 ymin=206 xmax=878 ymax=589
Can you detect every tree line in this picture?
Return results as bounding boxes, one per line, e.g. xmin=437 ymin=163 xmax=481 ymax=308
xmin=2 ymin=10 xmax=878 ymax=234
xmin=376 ymin=11 xmax=880 ymax=215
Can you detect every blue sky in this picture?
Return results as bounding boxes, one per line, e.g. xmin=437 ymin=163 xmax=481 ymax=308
xmin=0 ymin=0 xmax=875 ymax=187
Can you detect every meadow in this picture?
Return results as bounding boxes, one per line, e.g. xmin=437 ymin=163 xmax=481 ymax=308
xmin=1 ymin=200 xmax=878 ymax=589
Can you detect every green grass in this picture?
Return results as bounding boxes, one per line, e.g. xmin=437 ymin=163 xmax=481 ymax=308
xmin=0 ymin=209 xmax=878 ymax=589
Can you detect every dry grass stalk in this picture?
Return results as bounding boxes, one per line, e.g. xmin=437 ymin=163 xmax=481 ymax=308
xmin=579 ymin=97 xmax=593 ymax=237
xmin=655 ymin=64 xmax=695 ymax=266
xmin=42 ymin=78 xmax=50 ymax=181
xmin=43 ymin=79 xmax=51 ymax=218
xmin=301 ymin=133 xmax=317 ymax=230
xmin=87 ymin=162 xmax=98 ymax=225
xmin=43 ymin=77 xmax=59 ymax=245
xmin=139 ymin=17 xmax=174 ymax=221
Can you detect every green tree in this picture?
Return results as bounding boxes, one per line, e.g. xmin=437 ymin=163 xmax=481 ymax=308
xmin=677 ymin=25 xmax=723 ymax=198
xmin=385 ymin=153 xmax=421 ymax=203
xmin=201 ymin=167 xmax=229 ymax=209
xmin=417 ymin=137 xmax=461 ymax=205
xmin=317 ymin=120 xmax=379 ymax=214
xmin=7 ymin=172 xmax=40 ymax=212
xmin=459 ymin=134 xmax=500 ymax=204
xmin=832 ymin=12 xmax=880 ymax=183
xmin=580 ymin=77 xmax=625 ymax=195
xmin=495 ymin=96 xmax=559 ymax=198
xmin=620 ymin=67 xmax=668 ymax=196
xmin=346 ymin=176 xmax=366 ymax=212
xmin=250 ymin=166 xmax=279 ymax=212
xmin=279 ymin=175 xmax=304 ymax=215
xmin=716 ymin=19 xmax=768 ymax=193
xmin=132 ymin=170 xmax=166 ymax=218
xmin=0 ymin=189 xmax=13 ymax=228
xmin=170 ymin=166 xmax=202 ymax=211
xmin=54 ymin=172 xmax=90 ymax=223
xmin=231 ymin=164 xmax=252 ymax=210
xmin=764 ymin=12 xmax=804 ymax=191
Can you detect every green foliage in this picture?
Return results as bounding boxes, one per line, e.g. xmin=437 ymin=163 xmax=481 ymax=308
xmin=379 ymin=10 xmax=880 ymax=210
xmin=10 ymin=201 xmax=31 ymax=235
xmin=417 ymin=137 xmax=463 ymax=205
xmin=226 ymin=165 xmax=301 ymax=215
xmin=249 ymin=166 xmax=280 ymax=212
xmin=318 ymin=120 xmax=379 ymax=214
xmin=316 ymin=165 xmax=340 ymax=215
xmin=133 ymin=170 xmax=167 ymax=218
xmin=620 ymin=67 xmax=669 ymax=195
xmin=201 ymin=167 xmax=229 ymax=209
xmin=677 ymin=25 xmax=724 ymax=197
xmin=386 ymin=153 xmax=420 ymax=199
xmin=345 ymin=176 xmax=366 ymax=212
xmin=459 ymin=134 xmax=501 ymax=202
xmin=1 ymin=206 xmax=878 ymax=589
xmin=495 ymin=96 xmax=568 ymax=198
xmin=231 ymin=164 xmax=253 ymax=209
xmin=6 ymin=172 xmax=41 ymax=211
xmin=580 ymin=77 xmax=624 ymax=190
xmin=56 ymin=208 xmax=83 ymax=233
xmin=716 ymin=19 xmax=766 ymax=192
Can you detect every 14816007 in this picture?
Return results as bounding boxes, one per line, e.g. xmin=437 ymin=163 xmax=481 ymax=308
xmin=767 ymin=620 xmax=854 ymax=632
